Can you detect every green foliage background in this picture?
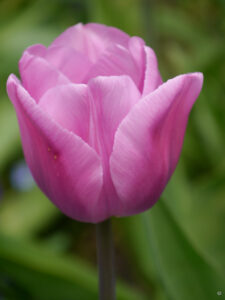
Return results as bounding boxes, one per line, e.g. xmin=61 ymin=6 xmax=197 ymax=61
xmin=0 ymin=0 xmax=224 ymax=299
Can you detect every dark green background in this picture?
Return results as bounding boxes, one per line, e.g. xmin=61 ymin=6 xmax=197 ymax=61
xmin=0 ymin=0 xmax=224 ymax=299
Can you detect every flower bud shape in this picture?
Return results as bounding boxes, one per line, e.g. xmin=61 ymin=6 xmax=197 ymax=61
xmin=7 ymin=23 xmax=203 ymax=223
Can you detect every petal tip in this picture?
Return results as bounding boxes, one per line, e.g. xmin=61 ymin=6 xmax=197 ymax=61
xmin=184 ymin=71 xmax=204 ymax=84
xmin=6 ymin=74 xmax=20 ymax=98
xmin=193 ymin=71 xmax=204 ymax=86
xmin=7 ymin=73 xmax=16 ymax=86
xmin=187 ymin=71 xmax=204 ymax=95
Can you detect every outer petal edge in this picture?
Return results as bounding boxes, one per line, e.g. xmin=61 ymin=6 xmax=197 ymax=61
xmin=7 ymin=74 xmax=105 ymax=223
xmin=110 ymin=72 xmax=203 ymax=217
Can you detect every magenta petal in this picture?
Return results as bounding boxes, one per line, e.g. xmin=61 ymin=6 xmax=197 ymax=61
xmin=84 ymin=45 xmax=141 ymax=88
xmin=110 ymin=73 xmax=203 ymax=216
xmin=88 ymin=75 xmax=141 ymax=159
xmin=39 ymin=84 xmax=90 ymax=143
xmin=7 ymin=75 xmax=105 ymax=223
xmin=51 ymin=23 xmax=85 ymax=53
xmin=88 ymin=75 xmax=141 ymax=214
xmin=128 ymin=36 xmax=146 ymax=91
xmin=44 ymin=46 xmax=91 ymax=83
xmin=24 ymin=44 xmax=47 ymax=56
xmin=51 ymin=23 xmax=129 ymax=63
xmin=85 ymin=23 xmax=129 ymax=46
xmin=142 ymin=46 xmax=163 ymax=96
xmin=24 ymin=44 xmax=91 ymax=83
xmin=19 ymin=50 xmax=69 ymax=102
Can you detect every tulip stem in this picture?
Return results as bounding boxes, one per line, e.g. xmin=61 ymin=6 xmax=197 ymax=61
xmin=96 ymin=218 xmax=116 ymax=300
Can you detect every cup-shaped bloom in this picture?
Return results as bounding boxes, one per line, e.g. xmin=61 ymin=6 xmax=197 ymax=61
xmin=7 ymin=23 xmax=203 ymax=223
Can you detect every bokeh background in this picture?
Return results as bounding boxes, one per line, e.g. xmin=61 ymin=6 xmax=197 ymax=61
xmin=0 ymin=0 xmax=225 ymax=299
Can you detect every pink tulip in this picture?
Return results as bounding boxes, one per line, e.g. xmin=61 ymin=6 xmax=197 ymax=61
xmin=7 ymin=23 xmax=203 ymax=223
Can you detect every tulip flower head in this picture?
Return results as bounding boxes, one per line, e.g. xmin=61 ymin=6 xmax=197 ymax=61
xmin=7 ymin=23 xmax=203 ymax=223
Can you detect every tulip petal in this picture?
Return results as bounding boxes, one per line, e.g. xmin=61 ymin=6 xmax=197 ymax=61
xmin=110 ymin=73 xmax=203 ymax=216
xmin=39 ymin=84 xmax=90 ymax=143
xmin=88 ymin=75 xmax=141 ymax=214
xmin=25 ymin=44 xmax=47 ymax=56
xmin=19 ymin=50 xmax=70 ymax=102
xmin=51 ymin=23 xmax=129 ymax=63
xmin=88 ymin=75 xmax=141 ymax=159
xmin=24 ymin=44 xmax=91 ymax=83
xmin=84 ymin=45 xmax=141 ymax=88
xmin=44 ymin=46 xmax=91 ymax=83
xmin=142 ymin=46 xmax=163 ymax=96
xmin=128 ymin=36 xmax=146 ymax=91
xmin=7 ymin=74 xmax=105 ymax=223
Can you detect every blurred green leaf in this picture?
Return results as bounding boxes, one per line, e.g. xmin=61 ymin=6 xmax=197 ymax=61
xmin=0 ymin=234 xmax=147 ymax=300
xmin=154 ymin=5 xmax=224 ymax=74
xmin=88 ymin=0 xmax=142 ymax=36
xmin=192 ymin=95 xmax=224 ymax=163
xmin=0 ymin=187 xmax=59 ymax=238
xmin=0 ymin=99 xmax=20 ymax=172
xmin=164 ymin=164 xmax=225 ymax=275
xmin=143 ymin=200 xmax=224 ymax=300
xmin=120 ymin=188 xmax=225 ymax=300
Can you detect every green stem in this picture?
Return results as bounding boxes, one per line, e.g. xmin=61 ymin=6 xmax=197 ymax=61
xmin=96 ymin=219 xmax=116 ymax=300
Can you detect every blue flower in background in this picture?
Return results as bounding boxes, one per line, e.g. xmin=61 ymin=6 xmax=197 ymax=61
xmin=10 ymin=160 xmax=34 ymax=191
